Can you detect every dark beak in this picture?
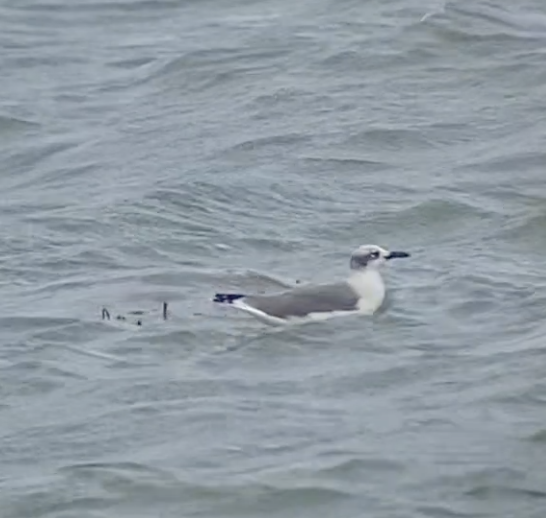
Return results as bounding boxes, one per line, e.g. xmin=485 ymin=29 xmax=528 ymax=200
xmin=386 ymin=251 xmax=410 ymax=260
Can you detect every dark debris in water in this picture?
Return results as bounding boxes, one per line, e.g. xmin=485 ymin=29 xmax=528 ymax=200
xmin=101 ymin=302 xmax=168 ymax=327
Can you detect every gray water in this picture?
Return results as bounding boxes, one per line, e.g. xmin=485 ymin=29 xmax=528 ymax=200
xmin=2 ymin=0 xmax=546 ymax=516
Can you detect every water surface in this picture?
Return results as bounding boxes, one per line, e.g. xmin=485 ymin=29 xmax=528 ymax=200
xmin=2 ymin=0 xmax=546 ymax=517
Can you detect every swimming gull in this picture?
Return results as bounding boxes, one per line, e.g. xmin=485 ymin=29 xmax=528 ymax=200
xmin=213 ymin=244 xmax=410 ymax=325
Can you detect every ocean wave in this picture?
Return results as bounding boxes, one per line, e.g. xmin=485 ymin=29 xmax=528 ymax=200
xmin=422 ymin=1 xmax=546 ymax=42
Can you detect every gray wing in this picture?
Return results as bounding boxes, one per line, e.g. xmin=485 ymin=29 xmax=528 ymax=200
xmin=244 ymin=282 xmax=359 ymax=319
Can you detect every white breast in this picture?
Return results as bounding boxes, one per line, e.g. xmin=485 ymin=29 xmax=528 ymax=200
xmin=346 ymin=269 xmax=386 ymax=314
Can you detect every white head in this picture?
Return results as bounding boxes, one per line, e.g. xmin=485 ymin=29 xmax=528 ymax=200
xmin=349 ymin=244 xmax=410 ymax=271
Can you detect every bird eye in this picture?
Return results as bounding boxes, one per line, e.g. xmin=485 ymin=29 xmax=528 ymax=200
xmin=370 ymin=251 xmax=380 ymax=259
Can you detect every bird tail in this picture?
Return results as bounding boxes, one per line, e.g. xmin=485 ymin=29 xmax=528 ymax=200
xmin=213 ymin=293 xmax=246 ymax=304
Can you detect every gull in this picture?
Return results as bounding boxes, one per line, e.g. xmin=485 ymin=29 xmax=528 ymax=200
xmin=213 ymin=244 xmax=410 ymax=325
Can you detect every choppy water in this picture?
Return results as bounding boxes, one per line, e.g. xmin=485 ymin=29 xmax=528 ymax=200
xmin=2 ymin=0 xmax=546 ymax=516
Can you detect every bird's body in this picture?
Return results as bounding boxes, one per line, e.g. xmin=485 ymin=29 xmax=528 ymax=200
xmin=213 ymin=244 xmax=408 ymax=325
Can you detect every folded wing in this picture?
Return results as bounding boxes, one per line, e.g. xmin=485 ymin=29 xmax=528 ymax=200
xmin=244 ymin=282 xmax=359 ymax=319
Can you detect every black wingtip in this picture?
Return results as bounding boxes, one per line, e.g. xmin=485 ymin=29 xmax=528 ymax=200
xmin=213 ymin=293 xmax=246 ymax=304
